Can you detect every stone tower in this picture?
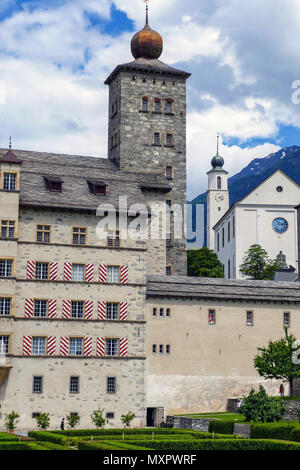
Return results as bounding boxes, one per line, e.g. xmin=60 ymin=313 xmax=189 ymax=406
xmin=104 ymin=5 xmax=191 ymax=275
xmin=207 ymin=137 xmax=229 ymax=249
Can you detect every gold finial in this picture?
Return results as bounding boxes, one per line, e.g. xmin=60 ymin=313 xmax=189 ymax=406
xmin=143 ymin=0 xmax=150 ymax=25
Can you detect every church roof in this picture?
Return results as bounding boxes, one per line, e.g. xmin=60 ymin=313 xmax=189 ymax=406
xmin=147 ymin=275 xmax=300 ymax=303
xmin=0 ymin=148 xmax=171 ymax=212
xmin=104 ymin=57 xmax=191 ymax=85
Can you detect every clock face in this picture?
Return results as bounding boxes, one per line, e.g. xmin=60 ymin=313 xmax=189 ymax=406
xmin=215 ymin=193 xmax=224 ymax=202
xmin=272 ymin=217 xmax=288 ymax=234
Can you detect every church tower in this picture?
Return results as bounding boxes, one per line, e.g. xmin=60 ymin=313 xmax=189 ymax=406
xmin=104 ymin=4 xmax=191 ymax=275
xmin=207 ymin=136 xmax=229 ymax=249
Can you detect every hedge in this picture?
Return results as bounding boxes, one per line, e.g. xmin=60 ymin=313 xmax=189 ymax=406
xmin=208 ymin=421 xmax=235 ymax=434
xmin=28 ymin=431 xmax=70 ymax=445
xmin=50 ymin=428 xmax=194 ymax=437
xmin=250 ymin=422 xmax=298 ymax=440
xmin=0 ymin=432 xmax=20 ymax=441
xmin=121 ymin=439 xmax=300 ymax=451
xmin=78 ymin=441 xmax=152 ymax=451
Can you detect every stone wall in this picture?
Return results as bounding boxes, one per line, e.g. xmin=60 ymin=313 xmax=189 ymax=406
xmin=166 ymin=415 xmax=210 ymax=432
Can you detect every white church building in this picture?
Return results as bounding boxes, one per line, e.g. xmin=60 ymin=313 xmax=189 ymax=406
xmin=207 ymin=149 xmax=300 ymax=280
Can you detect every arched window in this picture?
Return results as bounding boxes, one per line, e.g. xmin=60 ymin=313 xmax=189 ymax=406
xmin=217 ymin=176 xmax=222 ymax=190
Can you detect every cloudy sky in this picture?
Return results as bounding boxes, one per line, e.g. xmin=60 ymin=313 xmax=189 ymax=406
xmin=0 ymin=0 xmax=300 ymax=199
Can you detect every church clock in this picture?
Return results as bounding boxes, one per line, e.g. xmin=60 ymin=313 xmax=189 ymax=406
xmin=215 ymin=193 xmax=224 ymax=202
xmin=272 ymin=217 xmax=288 ymax=234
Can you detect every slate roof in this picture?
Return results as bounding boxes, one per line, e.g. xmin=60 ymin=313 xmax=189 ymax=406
xmin=0 ymin=148 xmax=171 ymax=212
xmin=147 ymin=275 xmax=300 ymax=303
xmin=105 ymin=57 xmax=191 ymax=85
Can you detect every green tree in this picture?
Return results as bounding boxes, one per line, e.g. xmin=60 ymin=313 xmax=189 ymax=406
xmin=66 ymin=412 xmax=80 ymax=429
xmin=35 ymin=412 xmax=50 ymax=430
xmin=121 ymin=411 xmax=136 ymax=427
xmin=238 ymin=386 xmax=286 ymax=422
xmin=239 ymin=244 xmax=278 ymax=280
xmin=91 ymin=408 xmax=106 ymax=429
xmin=254 ymin=327 xmax=300 ymax=396
xmin=4 ymin=411 xmax=19 ymax=431
xmin=187 ymin=247 xmax=224 ymax=278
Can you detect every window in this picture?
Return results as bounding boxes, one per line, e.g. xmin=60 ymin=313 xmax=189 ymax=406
xmin=166 ymin=199 xmax=172 ymax=208
xmin=71 ymin=301 xmax=84 ymax=319
xmin=152 ymin=308 xmax=157 ymax=317
xmin=0 ymin=336 xmax=9 ymax=354
xmin=284 ymin=312 xmax=290 ymax=327
xmin=159 ymin=308 xmax=164 ymax=317
xmin=0 ymin=298 xmax=11 ymax=316
xmin=1 ymin=220 xmax=15 ymax=239
xmin=50 ymin=181 xmax=62 ymax=192
xmin=32 ymin=413 xmax=41 ymax=419
xmin=165 ymin=100 xmax=173 ymax=114
xmin=0 ymin=260 xmax=13 ymax=277
xmin=33 ymin=376 xmax=43 ymax=394
xmin=153 ymin=132 xmax=161 ymax=146
xmin=228 ymin=222 xmax=230 ymax=242
xmin=69 ymin=338 xmax=83 ymax=356
xmin=152 ymin=344 xmax=157 ymax=353
xmin=166 ymin=345 xmax=171 ymax=354
xmin=246 ymin=311 xmax=253 ymax=326
xmin=94 ymin=185 xmax=106 ymax=196
xmin=107 ymin=266 xmax=120 ymax=283
xmin=142 ymin=97 xmax=148 ymax=112
xmin=106 ymin=303 xmax=119 ymax=320
xmin=166 ymin=233 xmax=172 ymax=248
xmin=36 ymin=225 xmax=51 ymax=243
xmin=208 ymin=310 xmax=215 ymax=325
xmin=32 ymin=337 xmax=46 ymax=355
xmin=154 ymin=99 xmax=161 ymax=113
xmin=222 ymin=227 xmax=225 ymax=247
xmin=107 ymin=231 xmax=120 ymax=248
xmin=217 ymin=176 xmax=222 ymax=190
xmin=72 ymin=264 xmax=85 ymax=282
xmin=165 ymin=166 xmax=173 ymax=180
xmin=35 ymin=262 xmax=49 ymax=280
xmin=3 ymin=173 xmax=16 ymax=191
xmin=166 ymin=266 xmax=172 ymax=276
xmin=233 ymin=216 xmax=235 ymax=238
xmin=159 ymin=344 xmax=164 ymax=353
xmin=73 ymin=227 xmax=87 ymax=245
xmin=105 ymin=339 xmax=119 ymax=356
xmin=166 ymin=308 xmax=171 ymax=317
xmin=106 ymin=412 xmax=114 ymax=419
xmin=69 ymin=376 xmax=79 ymax=394
xmin=165 ymin=133 xmax=174 ymax=147
xmin=217 ymin=233 xmax=220 ymax=252
xmin=228 ymin=259 xmax=231 ymax=279
xmin=34 ymin=300 xmax=47 ymax=318
xmin=107 ymin=377 xmax=116 ymax=394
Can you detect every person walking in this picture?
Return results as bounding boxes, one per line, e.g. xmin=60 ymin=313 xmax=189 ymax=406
xmin=279 ymin=384 xmax=285 ymax=397
xmin=60 ymin=417 xmax=65 ymax=431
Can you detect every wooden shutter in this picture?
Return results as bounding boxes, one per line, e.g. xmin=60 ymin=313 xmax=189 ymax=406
xmin=23 ymin=336 xmax=32 ymax=356
xmin=49 ymin=262 xmax=58 ymax=281
xmin=26 ymin=261 xmax=36 ymax=280
xmin=62 ymin=300 xmax=71 ymax=319
xmin=85 ymin=301 xmax=93 ymax=320
xmin=47 ymin=337 xmax=56 ymax=356
xmin=99 ymin=264 xmax=107 ymax=283
xmin=120 ymin=265 xmax=128 ymax=284
xmin=85 ymin=264 xmax=94 ymax=283
xmin=83 ymin=337 xmax=93 ymax=356
xmin=119 ymin=338 xmax=128 ymax=357
xmin=119 ymin=302 xmax=128 ymax=321
xmin=48 ymin=300 xmax=57 ymax=319
xmin=98 ymin=301 xmax=106 ymax=320
xmin=96 ymin=337 xmax=105 ymax=357
xmin=63 ymin=263 xmax=72 ymax=281
xmin=25 ymin=299 xmax=34 ymax=318
xmin=60 ymin=337 xmax=69 ymax=356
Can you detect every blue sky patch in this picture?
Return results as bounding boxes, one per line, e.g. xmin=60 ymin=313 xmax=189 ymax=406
xmin=84 ymin=4 xmax=134 ymax=37
xmin=222 ymin=124 xmax=300 ymax=150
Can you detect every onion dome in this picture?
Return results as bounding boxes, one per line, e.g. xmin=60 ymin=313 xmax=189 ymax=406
xmin=131 ymin=5 xmax=163 ymax=60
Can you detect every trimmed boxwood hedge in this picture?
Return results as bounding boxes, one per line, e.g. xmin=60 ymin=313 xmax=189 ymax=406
xmin=50 ymin=428 xmax=194 ymax=437
xmin=0 ymin=441 xmax=69 ymax=450
xmin=208 ymin=421 xmax=235 ymax=434
xmin=0 ymin=432 xmax=20 ymax=441
xmin=28 ymin=431 xmax=70 ymax=445
xmin=250 ymin=423 xmax=299 ymax=440
xmin=78 ymin=441 xmax=152 ymax=451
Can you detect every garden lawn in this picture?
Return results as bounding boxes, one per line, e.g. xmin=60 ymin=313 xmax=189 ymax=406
xmin=176 ymin=412 xmax=246 ymax=422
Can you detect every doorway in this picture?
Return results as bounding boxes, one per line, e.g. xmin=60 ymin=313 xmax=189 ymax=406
xmin=146 ymin=408 xmax=155 ymax=427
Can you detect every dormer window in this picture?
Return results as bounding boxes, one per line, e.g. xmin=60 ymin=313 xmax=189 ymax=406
xmin=44 ymin=176 xmax=63 ymax=192
xmin=87 ymin=180 xmax=107 ymax=196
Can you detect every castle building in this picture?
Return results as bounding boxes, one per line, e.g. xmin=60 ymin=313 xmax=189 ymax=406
xmin=1 ymin=7 xmax=300 ymax=430
xmin=207 ymin=150 xmax=300 ymax=280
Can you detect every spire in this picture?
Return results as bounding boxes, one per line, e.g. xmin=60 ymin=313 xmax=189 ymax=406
xmin=216 ymin=133 xmax=219 ymax=155
xmin=9 ymin=136 xmax=12 ymax=150
xmin=211 ymin=133 xmax=224 ymax=169
xmin=145 ymin=0 xmax=149 ymax=25
xmin=0 ymin=137 xmax=22 ymax=164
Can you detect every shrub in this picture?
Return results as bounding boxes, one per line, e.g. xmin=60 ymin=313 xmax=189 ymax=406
xmin=91 ymin=408 xmax=105 ymax=429
xmin=28 ymin=431 xmax=70 ymax=446
xmin=4 ymin=411 xmax=20 ymax=431
xmin=239 ymin=386 xmax=286 ymax=422
xmin=208 ymin=421 xmax=235 ymax=434
xmin=0 ymin=432 xmax=19 ymax=441
xmin=66 ymin=413 xmax=80 ymax=429
xmin=35 ymin=412 xmax=50 ymax=430
xmin=250 ymin=422 xmax=299 ymax=440
xmin=121 ymin=411 xmax=136 ymax=427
